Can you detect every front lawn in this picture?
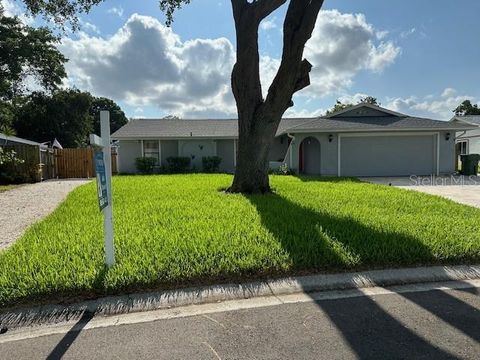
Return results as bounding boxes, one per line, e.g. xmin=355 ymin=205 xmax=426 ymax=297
xmin=1 ymin=174 xmax=479 ymax=307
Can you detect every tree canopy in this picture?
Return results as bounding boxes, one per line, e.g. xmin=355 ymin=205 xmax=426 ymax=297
xmin=453 ymin=100 xmax=480 ymax=116
xmin=0 ymin=15 xmax=67 ymax=100
xmin=325 ymin=96 xmax=380 ymax=115
xmin=14 ymin=89 xmax=93 ymax=147
xmin=90 ymin=97 xmax=128 ymax=135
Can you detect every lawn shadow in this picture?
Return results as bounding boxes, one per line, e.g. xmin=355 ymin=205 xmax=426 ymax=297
xmin=46 ymin=310 xmax=94 ymax=360
xmin=246 ymin=192 xmax=435 ymax=270
xmin=246 ymin=193 xmax=469 ymax=359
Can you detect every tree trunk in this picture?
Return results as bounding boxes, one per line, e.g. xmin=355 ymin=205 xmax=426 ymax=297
xmin=227 ymin=0 xmax=324 ymax=193
xmin=228 ymin=115 xmax=279 ymax=193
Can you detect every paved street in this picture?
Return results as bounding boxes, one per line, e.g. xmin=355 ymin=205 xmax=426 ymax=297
xmin=1 ymin=284 xmax=479 ymax=360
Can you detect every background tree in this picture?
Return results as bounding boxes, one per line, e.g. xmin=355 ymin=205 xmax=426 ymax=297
xmin=454 ymin=100 xmax=480 ymax=116
xmin=325 ymin=96 xmax=380 ymax=115
xmin=0 ymin=15 xmax=67 ymax=100
xmin=14 ymin=89 xmax=93 ymax=147
xmin=90 ymin=97 xmax=128 ymax=135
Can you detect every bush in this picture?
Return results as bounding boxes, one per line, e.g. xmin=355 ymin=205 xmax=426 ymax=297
xmin=270 ymin=163 xmax=295 ymax=175
xmin=202 ymin=156 xmax=222 ymax=173
xmin=166 ymin=156 xmax=191 ymax=173
xmin=135 ymin=157 xmax=156 ymax=174
xmin=0 ymin=147 xmax=29 ymax=184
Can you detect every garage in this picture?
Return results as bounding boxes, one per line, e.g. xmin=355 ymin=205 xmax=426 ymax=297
xmin=339 ymin=134 xmax=438 ymax=177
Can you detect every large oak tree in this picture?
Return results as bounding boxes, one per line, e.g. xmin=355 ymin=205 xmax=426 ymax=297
xmin=21 ymin=0 xmax=326 ymax=193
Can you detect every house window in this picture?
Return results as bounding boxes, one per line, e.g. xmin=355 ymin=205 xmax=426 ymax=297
xmin=456 ymin=141 xmax=468 ymax=155
xmin=143 ymin=140 xmax=160 ymax=164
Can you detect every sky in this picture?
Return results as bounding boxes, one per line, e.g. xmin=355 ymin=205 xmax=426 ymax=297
xmin=4 ymin=0 xmax=480 ymax=120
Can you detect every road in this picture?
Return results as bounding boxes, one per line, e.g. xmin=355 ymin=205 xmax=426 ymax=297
xmin=1 ymin=283 xmax=479 ymax=359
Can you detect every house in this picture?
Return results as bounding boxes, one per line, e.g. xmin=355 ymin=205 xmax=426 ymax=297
xmin=450 ymin=115 xmax=480 ymax=162
xmin=111 ymin=104 xmax=476 ymax=176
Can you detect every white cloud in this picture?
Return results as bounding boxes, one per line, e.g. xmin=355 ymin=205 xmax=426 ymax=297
xmin=400 ymin=27 xmax=416 ymax=39
xmin=107 ymin=6 xmax=124 ymax=18
xmin=1 ymin=0 xmax=33 ymax=24
xmin=60 ymin=14 xmax=236 ymax=117
xmin=385 ymin=88 xmax=478 ymax=119
xmin=303 ymin=10 xmax=400 ymax=97
xmin=260 ymin=17 xmax=278 ymax=31
xmin=60 ymin=10 xmax=399 ymax=118
xmin=441 ymin=87 xmax=456 ymax=98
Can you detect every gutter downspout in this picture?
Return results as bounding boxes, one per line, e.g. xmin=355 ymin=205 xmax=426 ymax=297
xmin=286 ymin=133 xmax=295 ymax=169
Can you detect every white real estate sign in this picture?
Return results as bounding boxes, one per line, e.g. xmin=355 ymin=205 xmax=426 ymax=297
xmin=89 ymin=111 xmax=115 ymax=267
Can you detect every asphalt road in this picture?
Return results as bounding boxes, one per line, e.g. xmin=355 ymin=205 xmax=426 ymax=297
xmin=1 ymin=286 xmax=479 ymax=360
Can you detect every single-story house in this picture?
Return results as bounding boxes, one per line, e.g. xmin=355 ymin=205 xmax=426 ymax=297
xmin=450 ymin=115 xmax=480 ymax=160
xmin=112 ymin=104 xmax=476 ymax=176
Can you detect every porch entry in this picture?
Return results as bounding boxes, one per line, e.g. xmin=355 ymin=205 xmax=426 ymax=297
xmin=299 ymin=137 xmax=321 ymax=175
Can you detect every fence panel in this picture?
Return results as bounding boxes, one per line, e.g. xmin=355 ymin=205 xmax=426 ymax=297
xmin=55 ymin=148 xmax=117 ymax=178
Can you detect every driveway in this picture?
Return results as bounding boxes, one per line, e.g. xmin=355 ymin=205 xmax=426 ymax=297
xmin=360 ymin=176 xmax=480 ymax=208
xmin=0 ymin=180 xmax=91 ymax=250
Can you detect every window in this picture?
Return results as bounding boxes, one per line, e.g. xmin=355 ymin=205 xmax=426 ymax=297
xmin=456 ymin=141 xmax=468 ymax=155
xmin=143 ymin=140 xmax=160 ymax=164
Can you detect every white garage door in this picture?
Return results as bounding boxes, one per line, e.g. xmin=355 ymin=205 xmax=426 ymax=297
xmin=340 ymin=135 xmax=437 ymax=177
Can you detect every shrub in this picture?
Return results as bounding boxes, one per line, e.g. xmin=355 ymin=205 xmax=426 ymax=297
xmin=166 ymin=156 xmax=191 ymax=173
xmin=0 ymin=147 xmax=29 ymax=184
xmin=270 ymin=163 xmax=295 ymax=175
xmin=202 ymin=156 xmax=222 ymax=173
xmin=135 ymin=157 xmax=157 ymax=174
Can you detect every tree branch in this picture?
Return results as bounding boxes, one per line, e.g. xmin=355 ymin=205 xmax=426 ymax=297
xmin=253 ymin=0 xmax=287 ymax=21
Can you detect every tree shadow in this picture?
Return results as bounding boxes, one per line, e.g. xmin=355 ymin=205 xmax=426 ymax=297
xmin=46 ymin=310 xmax=93 ymax=360
xmin=246 ymin=193 xmax=464 ymax=359
xmin=246 ymin=192 xmax=435 ymax=271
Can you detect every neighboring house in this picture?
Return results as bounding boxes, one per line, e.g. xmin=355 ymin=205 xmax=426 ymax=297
xmin=450 ymin=115 xmax=480 ymax=160
xmin=112 ymin=104 xmax=476 ymax=176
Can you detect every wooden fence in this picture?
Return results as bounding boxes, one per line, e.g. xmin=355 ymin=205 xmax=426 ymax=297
xmin=55 ymin=148 xmax=117 ymax=179
xmin=0 ymin=144 xmax=51 ymax=182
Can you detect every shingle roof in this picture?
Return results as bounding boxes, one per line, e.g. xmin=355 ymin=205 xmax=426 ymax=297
xmin=112 ymin=114 xmax=476 ymax=139
xmin=452 ymin=115 xmax=480 ymax=125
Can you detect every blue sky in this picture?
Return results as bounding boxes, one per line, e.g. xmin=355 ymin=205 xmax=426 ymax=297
xmin=5 ymin=0 xmax=480 ymax=120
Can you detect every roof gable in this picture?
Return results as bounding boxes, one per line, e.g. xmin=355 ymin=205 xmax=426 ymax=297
xmin=326 ymin=103 xmax=406 ymax=118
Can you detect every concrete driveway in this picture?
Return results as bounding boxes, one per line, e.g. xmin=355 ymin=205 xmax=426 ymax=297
xmin=360 ymin=176 xmax=480 ymax=208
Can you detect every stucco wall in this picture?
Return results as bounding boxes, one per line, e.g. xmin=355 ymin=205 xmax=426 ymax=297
xmin=457 ymin=129 xmax=480 ymax=155
xmin=178 ymin=139 xmax=217 ymax=170
xmin=117 ymin=140 xmax=141 ymax=174
xmin=161 ymin=140 xmax=178 ymax=165
xmin=216 ymin=139 xmax=235 ymax=173
xmin=268 ymin=135 xmax=290 ymax=162
xmin=288 ymin=133 xmax=338 ymax=176
xmin=288 ymin=131 xmax=456 ymax=177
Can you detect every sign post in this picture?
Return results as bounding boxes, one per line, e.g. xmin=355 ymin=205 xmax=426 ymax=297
xmin=90 ymin=111 xmax=115 ymax=267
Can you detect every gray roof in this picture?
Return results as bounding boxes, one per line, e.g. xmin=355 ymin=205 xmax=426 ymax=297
xmin=112 ymin=105 xmax=476 ymax=140
xmin=112 ymin=118 xmax=314 ymax=139
xmin=0 ymin=133 xmax=48 ymax=148
xmin=452 ymin=115 xmax=480 ymax=125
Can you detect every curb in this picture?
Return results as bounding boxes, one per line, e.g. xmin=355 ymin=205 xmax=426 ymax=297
xmin=1 ymin=264 xmax=480 ymax=330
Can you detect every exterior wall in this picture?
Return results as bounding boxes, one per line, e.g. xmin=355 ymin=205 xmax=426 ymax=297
xmin=216 ymin=139 xmax=235 ymax=173
xmin=117 ymin=140 xmax=142 ymax=174
xmin=268 ymin=135 xmax=290 ymax=162
xmin=287 ymin=131 xmax=456 ymax=177
xmin=457 ymin=129 xmax=480 ymax=155
xmin=178 ymin=139 xmax=217 ymax=170
xmin=439 ymin=131 xmax=456 ymax=174
xmin=288 ymin=133 xmax=338 ymax=176
xmin=161 ymin=140 xmax=178 ymax=165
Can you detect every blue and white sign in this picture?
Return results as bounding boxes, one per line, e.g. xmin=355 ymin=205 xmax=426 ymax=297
xmin=94 ymin=151 xmax=109 ymax=210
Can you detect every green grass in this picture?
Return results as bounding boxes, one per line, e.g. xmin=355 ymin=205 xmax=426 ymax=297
xmin=1 ymin=174 xmax=479 ymax=307
xmin=0 ymin=185 xmax=19 ymax=193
